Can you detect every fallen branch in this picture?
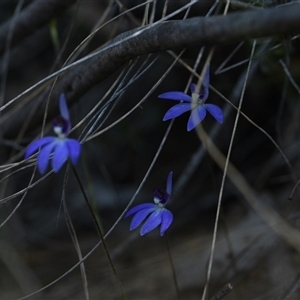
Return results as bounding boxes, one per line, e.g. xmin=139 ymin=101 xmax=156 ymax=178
xmin=3 ymin=3 xmax=300 ymax=138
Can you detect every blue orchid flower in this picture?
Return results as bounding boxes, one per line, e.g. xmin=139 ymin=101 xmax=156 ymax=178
xmin=158 ymin=66 xmax=223 ymax=131
xmin=125 ymin=172 xmax=174 ymax=236
xmin=25 ymin=94 xmax=81 ymax=174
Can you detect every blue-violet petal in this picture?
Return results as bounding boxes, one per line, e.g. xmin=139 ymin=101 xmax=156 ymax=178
xmin=52 ymin=141 xmax=69 ymax=172
xmin=129 ymin=206 xmax=157 ymax=231
xmin=125 ymin=203 xmax=156 ymax=217
xmin=202 ymin=65 xmax=210 ymax=88
xmin=140 ymin=209 xmax=162 ymax=236
xmin=158 ymin=91 xmax=191 ymax=102
xmin=166 ymin=171 xmax=173 ymax=196
xmin=38 ymin=141 xmax=56 ymax=174
xmin=204 ymin=104 xmax=223 ymax=124
xmin=59 ymin=94 xmax=70 ymax=121
xmin=25 ymin=137 xmax=55 ymax=159
xmin=187 ymin=106 xmax=207 ymax=131
xmin=160 ymin=209 xmax=173 ymax=236
xmin=66 ymin=139 xmax=81 ymax=165
xmin=163 ymin=103 xmax=192 ymax=121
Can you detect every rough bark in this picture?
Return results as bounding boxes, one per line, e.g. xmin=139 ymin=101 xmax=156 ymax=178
xmin=3 ymin=3 xmax=300 ymax=138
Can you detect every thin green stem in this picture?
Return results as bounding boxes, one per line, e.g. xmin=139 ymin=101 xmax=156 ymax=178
xmin=70 ymin=164 xmax=127 ymax=300
xmin=165 ymin=234 xmax=181 ymax=300
xmin=201 ymin=38 xmax=257 ymax=300
xmin=62 ymin=166 xmax=89 ymax=300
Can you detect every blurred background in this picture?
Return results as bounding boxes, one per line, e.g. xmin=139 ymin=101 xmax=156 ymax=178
xmin=1 ymin=0 xmax=300 ymax=299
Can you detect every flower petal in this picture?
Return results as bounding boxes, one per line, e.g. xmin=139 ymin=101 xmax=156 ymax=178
xmin=52 ymin=141 xmax=69 ymax=172
xmin=25 ymin=137 xmax=55 ymax=159
xmin=129 ymin=206 xmax=157 ymax=231
xmin=202 ymin=65 xmax=210 ymax=88
xmin=204 ymin=104 xmax=223 ymax=124
xmin=140 ymin=209 xmax=162 ymax=236
xmin=199 ymin=66 xmax=210 ymax=101
xmin=59 ymin=94 xmax=70 ymax=121
xmin=65 ymin=139 xmax=81 ymax=165
xmin=158 ymin=91 xmax=191 ymax=102
xmin=37 ymin=141 xmax=57 ymax=174
xmin=163 ymin=103 xmax=192 ymax=121
xmin=125 ymin=203 xmax=156 ymax=217
xmin=160 ymin=209 xmax=173 ymax=236
xmin=187 ymin=106 xmax=206 ymax=131
xmin=166 ymin=171 xmax=173 ymax=196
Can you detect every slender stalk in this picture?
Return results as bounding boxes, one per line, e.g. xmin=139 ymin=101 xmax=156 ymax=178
xmin=289 ymin=178 xmax=300 ymax=200
xmin=62 ymin=166 xmax=89 ymax=300
xmin=201 ymin=39 xmax=257 ymax=300
xmin=70 ymin=164 xmax=127 ymax=300
xmin=165 ymin=234 xmax=181 ymax=300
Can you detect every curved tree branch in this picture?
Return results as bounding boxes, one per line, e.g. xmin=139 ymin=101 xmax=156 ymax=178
xmin=4 ymin=3 xmax=300 ymax=138
xmin=0 ymin=0 xmax=75 ymax=55
xmin=54 ymin=2 xmax=300 ymax=99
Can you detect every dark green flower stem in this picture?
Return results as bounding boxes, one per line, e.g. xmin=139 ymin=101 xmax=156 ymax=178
xmin=165 ymin=233 xmax=181 ymax=300
xmin=70 ymin=164 xmax=127 ymax=300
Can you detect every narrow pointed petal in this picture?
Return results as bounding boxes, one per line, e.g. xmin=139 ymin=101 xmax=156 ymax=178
xmin=52 ymin=141 xmax=69 ymax=172
xmin=204 ymin=104 xmax=223 ymax=124
xmin=160 ymin=209 xmax=173 ymax=236
xmin=59 ymin=94 xmax=70 ymax=120
xmin=166 ymin=172 xmax=173 ymax=196
xmin=163 ymin=103 xmax=192 ymax=121
xmin=65 ymin=139 xmax=81 ymax=165
xmin=130 ymin=206 xmax=157 ymax=231
xmin=125 ymin=203 xmax=156 ymax=217
xmin=25 ymin=137 xmax=55 ymax=159
xmin=38 ymin=141 xmax=57 ymax=174
xmin=140 ymin=209 xmax=162 ymax=236
xmin=158 ymin=91 xmax=191 ymax=102
xmin=187 ymin=107 xmax=206 ymax=131
xmin=202 ymin=65 xmax=210 ymax=88
xmin=199 ymin=66 xmax=210 ymax=101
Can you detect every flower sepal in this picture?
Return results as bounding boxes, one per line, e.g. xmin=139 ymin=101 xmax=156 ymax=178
xmin=158 ymin=65 xmax=223 ymax=131
xmin=25 ymin=94 xmax=81 ymax=174
xmin=125 ymin=172 xmax=174 ymax=236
